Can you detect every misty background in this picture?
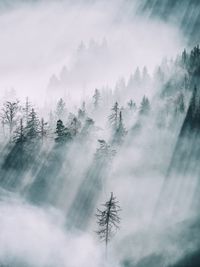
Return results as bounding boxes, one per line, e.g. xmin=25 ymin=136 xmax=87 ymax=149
xmin=0 ymin=0 xmax=199 ymax=267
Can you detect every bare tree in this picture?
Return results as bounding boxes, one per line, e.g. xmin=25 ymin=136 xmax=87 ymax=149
xmin=96 ymin=192 xmax=121 ymax=254
xmin=1 ymin=100 xmax=20 ymax=136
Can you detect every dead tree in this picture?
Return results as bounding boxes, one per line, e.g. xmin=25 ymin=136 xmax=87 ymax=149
xmin=96 ymin=192 xmax=121 ymax=254
xmin=1 ymin=100 xmax=20 ymax=136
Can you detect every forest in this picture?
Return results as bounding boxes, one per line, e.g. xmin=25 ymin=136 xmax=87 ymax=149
xmin=0 ymin=44 xmax=200 ymax=267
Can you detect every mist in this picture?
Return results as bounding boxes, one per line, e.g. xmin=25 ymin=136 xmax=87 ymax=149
xmin=0 ymin=1 xmax=200 ymax=267
xmin=0 ymin=0 xmax=184 ymax=103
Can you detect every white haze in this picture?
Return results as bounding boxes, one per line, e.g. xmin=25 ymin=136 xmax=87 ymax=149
xmin=0 ymin=1 xmax=193 ymax=267
xmin=0 ymin=0 xmax=185 ymax=104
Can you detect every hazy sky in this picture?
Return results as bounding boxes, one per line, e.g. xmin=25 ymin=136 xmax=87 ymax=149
xmin=0 ymin=0 xmax=186 ymax=103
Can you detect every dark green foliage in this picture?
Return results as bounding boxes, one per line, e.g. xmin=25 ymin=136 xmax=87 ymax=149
xmin=55 ymin=119 xmax=72 ymax=143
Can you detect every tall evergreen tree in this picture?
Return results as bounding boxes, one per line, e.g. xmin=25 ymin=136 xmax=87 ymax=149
xmin=40 ymin=118 xmax=48 ymax=142
xmin=114 ymin=111 xmax=127 ymax=144
xmin=109 ymin=102 xmax=119 ymax=130
xmin=25 ymin=108 xmax=40 ymax=140
xmin=96 ymin=192 xmax=121 ymax=252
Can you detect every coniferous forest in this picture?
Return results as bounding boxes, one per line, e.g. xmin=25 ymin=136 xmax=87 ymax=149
xmin=0 ymin=1 xmax=200 ymax=267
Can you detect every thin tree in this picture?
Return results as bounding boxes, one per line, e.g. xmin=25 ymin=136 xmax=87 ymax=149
xmin=109 ymin=102 xmax=119 ymax=130
xmin=96 ymin=192 xmax=121 ymax=255
xmin=23 ymin=97 xmax=31 ymax=125
xmin=93 ymin=88 xmax=100 ymax=109
xmin=114 ymin=111 xmax=127 ymax=144
xmin=25 ymin=108 xmax=40 ymax=140
xmin=40 ymin=118 xmax=48 ymax=142
xmin=56 ymin=98 xmax=66 ymax=120
xmin=1 ymin=100 xmax=20 ymax=136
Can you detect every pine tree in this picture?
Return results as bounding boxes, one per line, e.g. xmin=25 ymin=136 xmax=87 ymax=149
xmin=14 ymin=118 xmax=26 ymax=144
xmin=56 ymin=98 xmax=66 ymax=120
xmin=96 ymin=192 xmax=121 ymax=252
xmin=40 ymin=118 xmax=48 ymax=142
xmin=25 ymin=108 xmax=40 ymax=140
xmin=93 ymin=89 xmax=100 ymax=109
xmin=139 ymin=96 xmax=150 ymax=115
xmin=114 ymin=111 xmax=127 ymax=144
xmin=55 ymin=119 xmax=71 ymax=143
xmin=109 ymin=102 xmax=119 ymax=130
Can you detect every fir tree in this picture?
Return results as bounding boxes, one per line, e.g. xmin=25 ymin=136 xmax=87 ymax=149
xmin=139 ymin=96 xmax=150 ymax=115
xmin=14 ymin=118 xmax=26 ymax=144
xmin=114 ymin=111 xmax=127 ymax=144
xmin=109 ymin=102 xmax=119 ymax=130
xmin=40 ymin=118 xmax=48 ymax=141
xmin=96 ymin=192 xmax=121 ymax=252
xmin=25 ymin=108 xmax=40 ymax=140
xmin=55 ymin=119 xmax=71 ymax=143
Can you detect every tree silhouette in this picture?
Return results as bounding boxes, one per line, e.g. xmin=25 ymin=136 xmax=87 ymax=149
xmin=96 ymin=192 xmax=121 ymax=253
xmin=109 ymin=102 xmax=119 ymax=130
xmin=1 ymin=100 xmax=20 ymax=136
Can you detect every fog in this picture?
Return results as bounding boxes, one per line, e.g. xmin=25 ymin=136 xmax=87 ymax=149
xmin=0 ymin=1 xmax=199 ymax=267
xmin=0 ymin=0 xmax=184 ymax=103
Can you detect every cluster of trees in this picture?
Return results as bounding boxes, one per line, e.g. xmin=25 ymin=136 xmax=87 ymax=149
xmin=1 ymin=45 xmax=199 ymax=176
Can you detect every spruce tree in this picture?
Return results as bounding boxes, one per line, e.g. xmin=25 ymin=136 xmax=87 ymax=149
xmin=96 ymin=192 xmax=121 ymax=252
xmin=109 ymin=102 xmax=119 ymax=130
xmin=55 ymin=119 xmax=71 ymax=143
xmin=25 ymin=108 xmax=40 ymax=140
